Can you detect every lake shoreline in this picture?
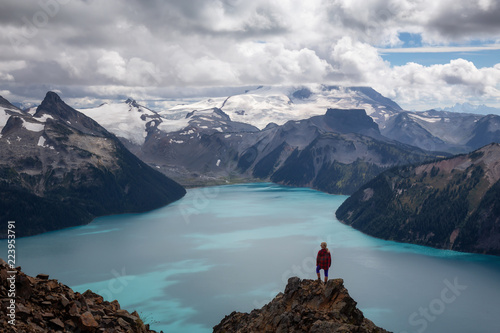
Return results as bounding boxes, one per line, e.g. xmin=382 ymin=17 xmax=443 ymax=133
xmin=3 ymin=183 xmax=500 ymax=333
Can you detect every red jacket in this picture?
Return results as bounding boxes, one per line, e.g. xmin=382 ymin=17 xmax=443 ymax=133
xmin=316 ymin=249 xmax=331 ymax=270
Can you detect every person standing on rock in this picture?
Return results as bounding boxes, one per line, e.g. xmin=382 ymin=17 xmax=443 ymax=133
xmin=316 ymin=242 xmax=331 ymax=284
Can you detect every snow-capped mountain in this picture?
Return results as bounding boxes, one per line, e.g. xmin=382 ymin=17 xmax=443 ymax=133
xmin=158 ymin=85 xmax=500 ymax=154
xmin=19 ymin=85 xmax=494 ymax=191
xmin=140 ymin=107 xmax=436 ymax=192
xmin=437 ymin=103 xmax=500 ymax=115
xmin=79 ymin=98 xmax=163 ymax=146
xmin=74 ymin=84 xmax=403 ymax=147
xmin=161 ymin=85 xmax=402 ymax=130
xmin=0 ymin=92 xmax=185 ymax=238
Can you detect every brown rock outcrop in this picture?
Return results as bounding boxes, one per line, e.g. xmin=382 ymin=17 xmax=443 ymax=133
xmin=0 ymin=259 xmax=158 ymax=332
xmin=214 ymin=277 xmax=390 ymax=333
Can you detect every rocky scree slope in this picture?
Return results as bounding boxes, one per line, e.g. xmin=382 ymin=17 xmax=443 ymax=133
xmin=0 ymin=92 xmax=185 ymax=238
xmin=336 ymin=143 xmax=500 ymax=255
xmin=214 ymin=277 xmax=390 ymax=333
xmin=0 ymin=259 xmax=158 ymax=332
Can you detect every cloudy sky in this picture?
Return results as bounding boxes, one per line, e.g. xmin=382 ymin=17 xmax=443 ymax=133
xmin=1 ymin=0 xmax=500 ymax=110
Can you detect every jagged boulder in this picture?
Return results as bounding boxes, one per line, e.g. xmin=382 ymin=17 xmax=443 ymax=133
xmin=214 ymin=277 xmax=390 ymax=333
xmin=0 ymin=259 xmax=158 ymax=333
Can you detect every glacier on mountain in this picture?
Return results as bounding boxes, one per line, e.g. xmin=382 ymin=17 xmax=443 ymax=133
xmin=159 ymin=84 xmax=402 ymax=130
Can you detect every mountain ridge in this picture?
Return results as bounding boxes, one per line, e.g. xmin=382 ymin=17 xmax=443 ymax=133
xmin=73 ymin=86 xmax=500 ymax=157
xmin=335 ymin=143 xmax=500 ymax=255
xmin=437 ymin=102 xmax=500 ymax=115
xmin=0 ymin=92 xmax=186 ymax=238
xmin=382 ymin=109 xmax=500 ymax=153
xmin=15 ymin=86 xmax=498 ymax=195
xmin=140 ymin=106 xmax=438 ymax=193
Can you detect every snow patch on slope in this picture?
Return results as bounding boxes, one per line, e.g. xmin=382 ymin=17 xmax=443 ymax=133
xmin=157 ymin=117 xmax=190 ymax=133
xmin=34 ymin=114 xmax=54 ymax=122
xmin=0 ymin=109 xmax=10 ymax=132
xmin=408 ymin=113 xmax=441 ymax=123
xmin=22 ymin=119 xmax=44 ymax=132
xmin=37 ymin=135 xmax=54 ymax=149
xmin=79 ymin=101 xmax=158 ymax=146
xmin=37 ymin=136 xmax=45 ymax=147
xmin=168 ymin=98 xmax=225 ymax=112
xmin=37 ymin=136 xmax=54 ymax=149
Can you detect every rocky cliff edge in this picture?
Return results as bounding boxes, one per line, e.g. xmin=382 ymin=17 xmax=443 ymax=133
xmin=214 ymin=277 xmax=390 ymax=333
xmin=0 ymin=259 xmax=158 ymax=333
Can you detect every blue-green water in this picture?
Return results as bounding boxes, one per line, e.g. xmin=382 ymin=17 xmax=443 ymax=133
xmin=3 ymin=183 xmax=500 ymax=333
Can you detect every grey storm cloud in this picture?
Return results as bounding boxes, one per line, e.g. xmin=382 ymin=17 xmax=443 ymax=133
xmin=425 ymin=1 xmax=500 ymax=36
xmin=0 ymin=0 xmax=499 ymax=109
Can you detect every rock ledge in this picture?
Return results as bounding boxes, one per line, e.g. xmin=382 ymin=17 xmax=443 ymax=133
xmin=214 ymin=277 xmax=391 ymax=333
xmin=0 ymin=259 xmax=158 ymax=332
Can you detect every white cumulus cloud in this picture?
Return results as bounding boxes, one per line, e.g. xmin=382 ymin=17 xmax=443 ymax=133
xmin=0 ymin=0 xmax=499 ymax=109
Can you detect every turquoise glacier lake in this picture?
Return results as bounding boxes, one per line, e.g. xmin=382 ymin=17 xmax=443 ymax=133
xmin=3 ymin=183 xmax=500 ymax=333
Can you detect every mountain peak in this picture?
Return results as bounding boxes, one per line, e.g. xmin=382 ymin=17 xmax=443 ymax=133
xmin=323 ymin=108 xmax=380 ymax=135
xmin=35 ymin=91 xmax=77 ymax=121
xmin=43 ymin=91 xmax=63 ymax=104
xmin=0 ymin=90 xmax=186 ymax=238
xmin=125 ymin=97 xmax=140 ymax=108
xmin=34 ymin=91 xmax=112 ymax=136
xmin=326 ymin=108 xmax=367 ymax=117
xmin=214 ymin=277 xmax=389 ymax=332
